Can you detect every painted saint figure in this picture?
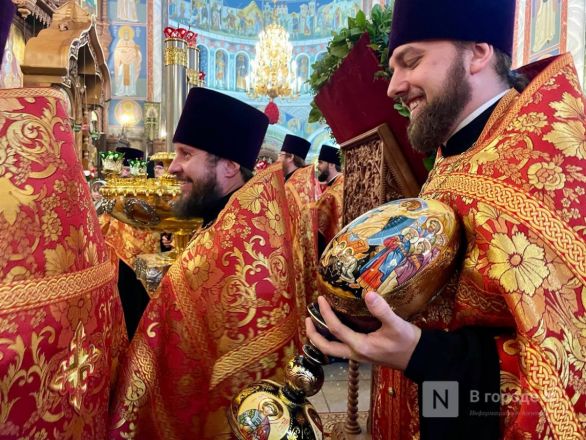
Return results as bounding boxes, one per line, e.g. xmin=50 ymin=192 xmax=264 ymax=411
xmin=357 ymin=227 xmax=419 ymax=291
xmin=113 ymin=26 xmax=142 ymax=96
xmin=0 ymin=26 xmax=23 ymax=89
xmin=236 ymin=53 xmax=248 ymax=91
xmin=237 ymin=400 xmax=281 ymax=440
xmin=215 ymin=50 xmax=227 ymax=89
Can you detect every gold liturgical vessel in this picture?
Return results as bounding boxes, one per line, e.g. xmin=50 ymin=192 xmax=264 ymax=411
xmin=230 ymin=198 xmax=460 ymax=439
xmin=97 ymin=152 xmax=200 ymax=255
xmin=96 ymin=152 xmax=202 ymax=293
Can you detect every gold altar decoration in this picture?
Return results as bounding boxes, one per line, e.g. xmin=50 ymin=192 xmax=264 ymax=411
xmin=97 ymin=152 xmax=202 ymax=255
xmin=164 ymin=45 xmax=187 ymax=66
xmin=230 ymin=344 xmax=327 ymax=439
xmin=248 ymin=4 xmax=297 ymax=100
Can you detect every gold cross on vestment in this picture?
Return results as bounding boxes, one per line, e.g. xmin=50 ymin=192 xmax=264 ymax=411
xmin=50 ymin=322 xmax=101 ymax=414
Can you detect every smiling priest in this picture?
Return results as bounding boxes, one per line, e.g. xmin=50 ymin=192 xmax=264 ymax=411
xmin=109 ymin=88 xmax=300 ymax=439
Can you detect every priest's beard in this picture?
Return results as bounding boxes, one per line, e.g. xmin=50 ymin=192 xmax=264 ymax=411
xmin=406 ymin=52 xmax=472 ymax=154
xmin=173 ymin=171 xmax=222 ymax=219
xmin=318 ymin=168 xmax=330 ymax=182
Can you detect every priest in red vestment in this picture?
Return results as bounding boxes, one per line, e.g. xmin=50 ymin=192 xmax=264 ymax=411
xmin=0 ymin=6 xmax=127 ymax=433
xmin=279 ymin=135 xmax=321 ymax=329
xmin=110 ymin=88 xmax=301 ymax=439
xmin=307 ymin=0 xmax=586 ymax=438
xmin=315 ymin=144 xmax=344 ymax=254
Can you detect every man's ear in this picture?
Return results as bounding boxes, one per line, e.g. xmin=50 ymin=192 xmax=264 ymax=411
xmin=219 ymin=159 xmax=241 ymax=179
xmin=469 ymin=43 xmax=494 ymax=75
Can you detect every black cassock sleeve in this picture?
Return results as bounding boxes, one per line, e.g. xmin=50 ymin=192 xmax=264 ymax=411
xmin=117 ymin=260 xmax=150 ymax=340
xmin=404 ymin=327 xmax=507 ymax=440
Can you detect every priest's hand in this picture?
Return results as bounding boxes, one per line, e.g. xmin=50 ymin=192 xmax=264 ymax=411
xmin=305 ymin=292 xmax=422 ymax=371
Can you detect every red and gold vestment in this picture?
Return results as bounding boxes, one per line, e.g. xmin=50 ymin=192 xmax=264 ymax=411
xmin=110 ymin=164 xmax=301 ymax=439
xmin=0 ymin=88 xmax=126 ymax=438
xmin=372 ymin=54 xmax=586 ymax=439
xmin=100 ymin=214 xmax=160 ymax=268
xmin=316 ymin=174 xmax=344 ymax=245
xmin=285 ymin=166 xmax=321 ymax=330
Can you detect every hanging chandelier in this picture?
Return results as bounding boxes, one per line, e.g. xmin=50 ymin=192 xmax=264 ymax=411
xmin=248 ymin=5 xmax=298 ymax=101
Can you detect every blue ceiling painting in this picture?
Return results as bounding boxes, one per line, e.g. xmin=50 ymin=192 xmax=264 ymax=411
xmin=169 ymin=0 xmax=362 ymax=40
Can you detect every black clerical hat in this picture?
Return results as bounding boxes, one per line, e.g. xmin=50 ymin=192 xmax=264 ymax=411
xmin=280 ymin=134 xmax=311 ymax=160
xmin=173 ymin=88 xmax=269 ymax=170
xmin=0 ymin=0 xmax=15 ymax=65
xmin=318 ymin=145 xmax=341 ymax=166
xmin=389 ymin=0 xmax=516 ymax=57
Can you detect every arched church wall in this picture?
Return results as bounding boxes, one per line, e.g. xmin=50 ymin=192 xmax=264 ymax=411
xmin=234 ymin=51 xmax=250 ymax=92
xmin=213 ymin=48 xmax=229 ymax=89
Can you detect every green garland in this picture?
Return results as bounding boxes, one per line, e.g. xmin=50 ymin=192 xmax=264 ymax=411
xmin=308 ymin=5 xmax=409 ymax=123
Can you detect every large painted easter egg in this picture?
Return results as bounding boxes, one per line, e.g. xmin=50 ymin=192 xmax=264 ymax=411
xmin=317 ymin=198 xmax=460 ymax=331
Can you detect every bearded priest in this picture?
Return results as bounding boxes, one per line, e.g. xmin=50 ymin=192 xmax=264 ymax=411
xmin=110 ymin=88 xmax=301 ymax=439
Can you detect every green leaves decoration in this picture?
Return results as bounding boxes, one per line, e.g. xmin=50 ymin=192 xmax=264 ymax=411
xmin=308 ymin=5 xmax=394 ymax=123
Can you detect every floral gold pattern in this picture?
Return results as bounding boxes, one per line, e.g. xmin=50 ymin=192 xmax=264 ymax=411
xmin=316 ymin=175 xmax=344 ymax=244
xmin=0 ymin=88 xmax=126 ymax=439
xmin=487 ymin=232 xmax=549 ymax=296
xmin=284 ymin=165 xmax=321 ymax=338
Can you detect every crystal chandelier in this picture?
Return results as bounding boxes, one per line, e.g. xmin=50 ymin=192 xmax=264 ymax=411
xmin=248 ymin=6 xmax=298 ymax=100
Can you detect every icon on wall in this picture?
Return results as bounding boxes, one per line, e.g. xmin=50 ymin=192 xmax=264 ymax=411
xmin=114 ymin=99 xmax=143 ymax=127
xmin=113 ymin=26 xmax=143 ymax=96
xmin=215 ymin=50 xmax=228 ymax=89
xmin=235 ymin=53 xmax=249 ymax=91
xmin=144 ymin=101 xmax=161 ymax=141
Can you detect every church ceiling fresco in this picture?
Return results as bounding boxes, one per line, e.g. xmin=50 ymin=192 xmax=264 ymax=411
xmin=169 ymin=0 xmax=362 ymax=40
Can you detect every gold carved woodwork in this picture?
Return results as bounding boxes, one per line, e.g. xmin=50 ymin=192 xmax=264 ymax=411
xmin=20 ymin=1 xmax=110 ymax=166
xmin=341 ymin=123 xmax=421 ymax=225
xmin=22 ymin=1 xmax=110 ymax=103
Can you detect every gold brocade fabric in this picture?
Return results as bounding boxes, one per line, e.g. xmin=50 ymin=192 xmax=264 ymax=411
xmin=110 ymin=164 xmax=301 ymax=439
xmin=100 ymin=214 xmax=161 ymax=268
xmin=316 ymin=174 xmax=344 ymax=244
xmin=0 ymin=88 xmax=127 ymax=438
xmin=372 ymin=54 xmax=586 ymax=439
xmin=284 ymin=165 xmax=321 ymax=338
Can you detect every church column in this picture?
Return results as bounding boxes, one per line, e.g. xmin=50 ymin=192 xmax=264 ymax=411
xmin=163 ymin=29 xmax=187 ymax=152
xmin=186 ymin=37 xmax=201 ymax=90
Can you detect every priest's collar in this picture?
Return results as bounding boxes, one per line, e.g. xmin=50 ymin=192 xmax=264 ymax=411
xmin=202 ymin=190 xmax=236 ymax=227
xmin=441 ymin=90 xmax=508 ymax=157
xmin=327 ymin=174 xmax=340 ymax=187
